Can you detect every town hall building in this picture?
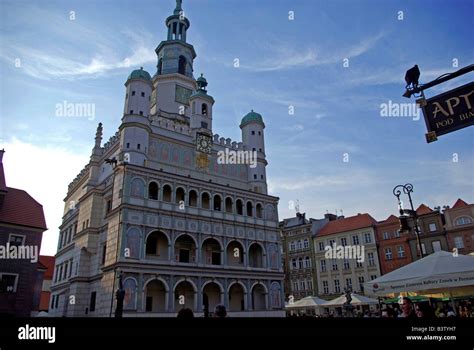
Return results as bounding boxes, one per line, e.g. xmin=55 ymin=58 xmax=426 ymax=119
xmin=50 ymin=0 xmax=284 ymax=317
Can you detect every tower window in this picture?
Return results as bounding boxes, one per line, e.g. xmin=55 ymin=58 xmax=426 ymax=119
xmin=139 ymin=111 xmax=143 ymax=116
xmin=261 ymin=175 xmax=264 ymax=179
xmin=254 ymin=174 xmax=257 ymax=179
xmin=126 ymin=143 xmax=130 ymax=148
xmin=130 ymin=110 xmax=134 ymax=114
xmin=259 ymin=148 xmax=262 ymax=152
xmin=258 ymin=131 xmax=261 ymax=135
xmin=137 ymin=144 xmax=141 ymax=150
xmin=202 ymin=103 xmax=207 ymax=116
xmin=252 ymin=148 xmax=256 ymax=152
xmin=201 ymin=121 xmax=208 ymax=129
xmin=251 ymin=131 xmax=255 ymax=135
xmin=132 ymin=91 xmax=136 ymax=96
xmin=158 ymin=58 xmax=163 ymax=75
xmin=141 ymin=92 xmax=145 ymax=97
xmin=178 ymin=55 xmax=186 ymax=75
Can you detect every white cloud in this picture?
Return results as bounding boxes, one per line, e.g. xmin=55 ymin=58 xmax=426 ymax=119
xmin=241 ymin=32 xmax=386 ymax=72
xmin=0 ymin=138 xmax=90 ymax=256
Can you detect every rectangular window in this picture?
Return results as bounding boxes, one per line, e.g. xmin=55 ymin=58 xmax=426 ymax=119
xmin=334 ymin=280 xmax=340 ymax=293
xmin=90 ymin=292 xmax=96 ymax=312
xmin=356 ymin=260 xmax=363 ymax=268
xmin=299 ymin=280 xmax=305 ymax=290
xmin=322 ymin=281 xmax=329 ymax=294
xmin=51 ymin=295 xmax=56 ymax=309
xmin=385 ymin=248 xmax=392 ymax=260
xmin=307 ymin=280 xmax=313 ymax=291
xmin=367 ymin=252 xmax=375 ymax=266
xmin=331 ymin=259 xmax=338 ymax=271
xmin=340 ymin=237 xmax=347 ymax=246
xmin=106 ymin=200 xmax=112 ymax=213
xmin=201 ymin=121 xmax=208 ymax=129
xmin=429 ymin=223 xmax=437 ymax=232
xmin=251 ymin=131 xmax=255 ymax=135
xmin=343 ymin=259 xmax=350 ymax=270
xmin=454 ymin=236 xmax=464 ymax=249
xmin=383 ymin=232 xmax=390 ymax=240
xmin=319 ymin=242 xmax=325 ymax=251
xmin=141 ymin=92 xmax=145 ymax=97
xmin=329 ymin=239 xmax=335 ymax=246
xmin=137 ymin=144 xmax=141 ymax=150
xmin=432 ymin=240 xmax=442 ymax=252
xmin=364 ymin=233 xmax=372 ymax=244
xmin=394 ymin=230 xmax=400 ymax=238
xmin=55 ymin=295 xmax=59 ymax=309
xmin=370 ymin=275 xmax=377 ymax=281
xmin=345 ymin=278 xmax=352 ymax=289
xmin=0 ymin=273 xmax=18 ymax=293
xmin=132 ymin=91 xmax=135 ymax=96
xmin=398 ymin=245 xmax=405 ymax=258
xmin=358 ymin=276 xmax=364 ymax=292
xmin=102 ymin=244 xmax=107 ymax=265
xmin=8 ymin=234 xmax=25 ymax=247
xmin=352 ymin=236 xmax=360 ymax=245
xmin=293 ymin=281 xmax=298 ymax=292
xmin=320 ymin=259 xmax=327 ymax=272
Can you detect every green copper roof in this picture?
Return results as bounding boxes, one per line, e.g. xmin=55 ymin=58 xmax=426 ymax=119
xmin=240 ymin=110 xmax=264 ymax=127
xmin=127 ymin=67 xmax=151 ymax=82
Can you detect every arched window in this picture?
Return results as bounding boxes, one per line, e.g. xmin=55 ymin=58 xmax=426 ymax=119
xmin=178 ymin=55 xmax=186 ymax=75
xmin=188 ymin=190 xmax=198 ymax=207
xmin=236 ymin=199 xmax=243 ymax=215
xmin=455 ymin=216 xmax=472 ymax=226
xmin=213 ymin=195 xmax=222 ymax=211
xmin=256 ymin=203 xmax=263 ymax=218
xmin=298 ymin=257 xmax=303 ymax=269
xmin=246 ymin=201 xmax=253 ymax=216
xmin=303 ymin=238 xmax=309 ymax=249
xmin=201 ymin=192 xmax=210 ymax=209
xmin=148 ymin=182 xmax=158 ymax=200
xmin=175 ymin=187 xmax=185 ymax=204
xmin=202 ymin=103 xmax=207 ymax=116
xmin=291 ymin=258 xmax=297 ymax=270
xmin=297 ymin=240 xmax=302 ymax=250
xmin=225 ymin=197 xmax=233 ymax=213
xmin=192 ymin=101 xmax=196 ymax=114
xmin=304 ymin=256 xmax=311 ymax=268
xmin=162 ymin=185 xmax=172 ymax=202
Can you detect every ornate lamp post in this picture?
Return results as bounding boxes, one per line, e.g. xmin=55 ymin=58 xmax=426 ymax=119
xmin=392 ymin=183 xmax=424 ymax=259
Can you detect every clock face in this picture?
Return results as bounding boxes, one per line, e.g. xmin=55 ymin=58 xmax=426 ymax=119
xmin=196 ymin=133 xmax=212 ymax=154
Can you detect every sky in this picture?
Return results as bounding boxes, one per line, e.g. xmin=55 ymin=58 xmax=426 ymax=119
xmin=0 ymin=0 xmax=473 ymax=256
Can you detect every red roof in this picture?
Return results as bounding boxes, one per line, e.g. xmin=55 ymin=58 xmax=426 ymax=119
xmin=416 ymin=204 xmax=432 ymax=215
xmin=382 ymin=214 xmax=399 ymax=223
xmin=317 ymin=213 xmax=377 ymax=237
xmin=452 ymin=198 xmax=468 ymax=209
xmin=39 ymin=255 xmax=55 ymax=280
xmin=0 ymin=187 xmax=47 ymax=230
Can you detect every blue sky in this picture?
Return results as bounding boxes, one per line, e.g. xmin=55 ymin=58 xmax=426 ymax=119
xmin=1 ymin=0 xmax=473 ymax=255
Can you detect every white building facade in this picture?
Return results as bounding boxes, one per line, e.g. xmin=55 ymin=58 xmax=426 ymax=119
xmin=313 ymin=214 xmax=381 ymax=299
xmin=50 ymin=0 xmax=284 ymax=317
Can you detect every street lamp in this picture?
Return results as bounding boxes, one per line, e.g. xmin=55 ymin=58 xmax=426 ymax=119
xmin=392 ymin=184 xmax=424 ymax=259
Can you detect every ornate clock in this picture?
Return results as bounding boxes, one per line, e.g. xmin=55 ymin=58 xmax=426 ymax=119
xmin=196 ymin=133 xmax=212 ymax=154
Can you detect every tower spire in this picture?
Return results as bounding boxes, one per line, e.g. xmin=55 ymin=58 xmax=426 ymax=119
xmin=94 ymin=122 xmax=103 ymax=149
xmin=174 ymin=0 xmax=183 ymax=15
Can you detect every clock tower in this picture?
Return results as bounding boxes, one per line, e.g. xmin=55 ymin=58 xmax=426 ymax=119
xmin=151 ymin=0 xmax=197 ymax=119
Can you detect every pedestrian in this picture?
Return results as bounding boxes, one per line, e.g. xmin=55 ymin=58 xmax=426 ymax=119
xmin=400 ymin=297 xmax=417 ymax=319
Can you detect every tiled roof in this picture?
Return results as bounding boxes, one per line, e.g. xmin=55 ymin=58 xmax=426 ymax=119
xmin=0 ymin=187 xmax=47 ymax=230
xmin=452 ymin=198 xmax=469 ymax=209
xmin=39 ymin=255 xmax=55 ymax=280
xmin=416 ymin=204 xmax=433 ymax=215
xmin=317 ymin=213 xmax=376 ymax=237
